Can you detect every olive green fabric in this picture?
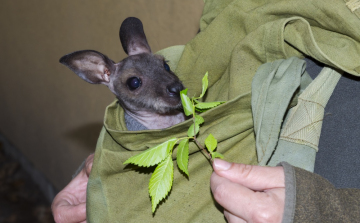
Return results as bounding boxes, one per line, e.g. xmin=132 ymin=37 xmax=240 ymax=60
xmin=87 ymin=97 xmax=255 ymax=222
xmin=87 ymin=0 xmax=360 ymax=222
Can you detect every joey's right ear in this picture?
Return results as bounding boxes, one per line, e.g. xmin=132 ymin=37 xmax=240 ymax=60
xmin=59 ymin=50 xmax=116 ymax=85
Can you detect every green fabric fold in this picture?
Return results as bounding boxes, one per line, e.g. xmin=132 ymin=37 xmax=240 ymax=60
xmin=268 ymin=67 xmax=342 ymax=171
xmin=251 ymin=57 xmax=312 ymax=166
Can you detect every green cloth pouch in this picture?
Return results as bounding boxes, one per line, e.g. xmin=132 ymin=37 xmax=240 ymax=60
xmin=87 ymin=58 xmax=257 ymax=222
xmin=87 ymin=0 xmax=360 ymax=222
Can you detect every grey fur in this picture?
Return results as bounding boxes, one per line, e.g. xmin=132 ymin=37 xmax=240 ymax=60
xmin=124 ymin=112 xmax=148 ymax=131
xmin=59 ymin=17 xmax=185 ymax=130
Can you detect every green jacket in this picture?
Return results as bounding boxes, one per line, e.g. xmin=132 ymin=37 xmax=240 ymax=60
xmin=282 ymin=162 xmax=360 ymax=223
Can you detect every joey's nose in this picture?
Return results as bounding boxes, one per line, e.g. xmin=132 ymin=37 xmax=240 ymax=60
xmin=167 ymin=84 xmax=183 ymax=96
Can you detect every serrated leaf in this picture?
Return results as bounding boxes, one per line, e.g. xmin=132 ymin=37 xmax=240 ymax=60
xmin=176 ymin=139 xmax=189 ymax=176
xmin=211 ymin=152 xmax=224 ymax=159
xmin=199 ymin=72 xmax=209 ymax=99
xmin=194 ymin=114 xmax=204 ymax=125
xmin=149 ymin=155 xmax=174 ymax=213
xmin=180 ymin=89 xmax=194 ymax=116
xmin=194 ymin=101 xmax=208 ymax=113
xmin=123 ymin=138 xmax=177 ymax=167
xmin=195 ymin=101 xmax=225 ymax=110
xmin=205 ymin=134 xmax=217 ymax=152
xmin=187 ymin=123 xmax=200 ymax=137
xmin=195 ymin=107 xmax=207 ymax=113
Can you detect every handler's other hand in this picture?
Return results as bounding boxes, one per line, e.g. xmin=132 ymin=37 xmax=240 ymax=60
xmin=210 ymin=159 xmax=285 ymax=223
xmin=52 ymin=154 xmax=94 ymax=223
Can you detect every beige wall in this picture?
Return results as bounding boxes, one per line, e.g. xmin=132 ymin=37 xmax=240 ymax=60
xmin=0 ymin=1 xmax=204 ymax=191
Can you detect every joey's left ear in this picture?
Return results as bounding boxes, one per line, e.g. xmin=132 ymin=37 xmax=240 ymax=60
xmin=59 ymin=50 xmax=116 ymax=85
xmin=119 ymin=17 xmax=151 ymax=56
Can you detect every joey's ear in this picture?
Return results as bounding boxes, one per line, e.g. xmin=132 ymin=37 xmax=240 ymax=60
xmin=119 ymin=17 xmax=151 ymax=56
xmin=59 ymin=50 xmax=116 ymax=84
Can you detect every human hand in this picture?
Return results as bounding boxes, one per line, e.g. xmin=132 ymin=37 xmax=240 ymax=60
xmin=52 ymin=154 xmax=94 ymax=223
xmin=210 ymin=159 xmax=285 ymax=223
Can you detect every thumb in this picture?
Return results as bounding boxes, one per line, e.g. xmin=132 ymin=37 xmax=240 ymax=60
xmin=212 ymin=159 xmax=284 ymax=190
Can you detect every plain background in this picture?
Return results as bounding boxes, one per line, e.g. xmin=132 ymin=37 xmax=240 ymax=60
xmin=0 ymin=0 xmax=204 ymax=191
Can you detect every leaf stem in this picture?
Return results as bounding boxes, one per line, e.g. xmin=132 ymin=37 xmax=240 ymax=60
xmin=191 ymin=98 xmax=213 ymax=163
xmin=193 ymin=136 xmax=213 ymax=163
xmin=176 ymin=137 xmax=193 ymax=142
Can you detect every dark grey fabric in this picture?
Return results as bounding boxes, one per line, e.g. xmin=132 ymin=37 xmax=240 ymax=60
xmin=279 ymin=162 xmax=297 ymax=223
xmin=124 ymin=112 xmax=148 ymax=131
xmin=305 ymin=58 xmax=360 ymax=189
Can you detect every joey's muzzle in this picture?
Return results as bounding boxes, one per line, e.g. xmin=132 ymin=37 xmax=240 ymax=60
xmin=166 ymin=82 xmax=184 ymax=97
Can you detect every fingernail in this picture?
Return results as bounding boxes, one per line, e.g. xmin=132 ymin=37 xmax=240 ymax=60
xmin=214 ymin=159 xmax=231 ymax=171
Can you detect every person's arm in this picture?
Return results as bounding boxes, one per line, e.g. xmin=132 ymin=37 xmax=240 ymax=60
xmin=289 ymin=163 xmax=360 ymax=222
xmin=51 ymin=154 xmax=94 ymax=223
xmin=211 ymin=159 xmax=360 ymax=223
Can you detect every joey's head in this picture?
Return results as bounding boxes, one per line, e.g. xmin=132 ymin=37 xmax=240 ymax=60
xmin=59 ymin=17 xmax=184 ymax=115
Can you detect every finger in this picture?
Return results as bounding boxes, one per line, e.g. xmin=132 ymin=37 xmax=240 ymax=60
xmin=211 ymin=172 xmax=284 ymax=222
xmin=53 ymin=202 xmax=86 ymax=223
xmin=53 ymin=173 xmax=88 ymax=206
xmin=65 ymin=172 xmax=89 ymax=196
xmin=224 ymin=210 xmax=246 ymax=223
xmin=211 ymin=172 xmax=254 ymax=220
xmin=84 ymin=153 xmax=94 ymax=176
xmin=212 ymin=159 xmax=284 ymax=190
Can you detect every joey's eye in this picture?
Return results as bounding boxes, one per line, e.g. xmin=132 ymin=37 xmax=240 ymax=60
xmin=164 ymin=61 xmax=171 ymax=72
xmin=127 ymin=77 xmax=142 ymax=90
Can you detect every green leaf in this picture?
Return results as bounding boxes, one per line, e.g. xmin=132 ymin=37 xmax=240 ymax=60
xmin=194 ymin=100 xmax=208 ymax=113
xmin=149 ymin=155 xmax=174 ymax=213
xmin=194 ymin=114 xmax=204 ymax=125
xmin=123 ymin=138 xmax=177 ymax=167
xmin=199 ymin=72 xmax=209 ymax=99
xmin=176 ymin=139 xmax=189 ymax=176
xmin=211 ymin=152 xmax=224 ymax=159
xmin=187 ymin=123 xmax=200 ymax=137
xmin=195 ymin=101 xmax=225 ymax=110
xmin=180 ymin=89 xmax=194 ymax=116
xmin=195 ymin=107 xmax=208 ymax=113
xmin=205 ymin=134 xmax=217 ymax=152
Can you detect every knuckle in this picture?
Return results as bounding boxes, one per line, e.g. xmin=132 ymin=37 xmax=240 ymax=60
xmin=51 ymin=202 xmax=68 ymax=223
xmin=235 ymin=163 xmax=254 ymax=179
xmin=212 ymin=183 xmax=229 ymax=202
xmin=53 ymin=212 xmax=64 ymax=223
xmin=251 ymin=211 xmax=272 ymax=223
xmin=250 ymin=196 xmax=282 ymax=223
xmin=85 ymin=154 xmax=94 ymax=175
xmin=85 ymin=163 xmax=92 ymax=175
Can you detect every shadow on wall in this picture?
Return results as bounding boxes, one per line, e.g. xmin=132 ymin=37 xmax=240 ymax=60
xmin=0 ymin=134 xmax=55 ymax=222
xmin=64 ymin=123 xmax=104 ymax=152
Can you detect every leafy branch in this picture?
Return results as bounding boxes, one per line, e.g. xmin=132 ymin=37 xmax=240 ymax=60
xmin=123 ymin=72 xmax=225 ymax=213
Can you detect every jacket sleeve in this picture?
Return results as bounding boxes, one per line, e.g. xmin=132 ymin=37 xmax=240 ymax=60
xmin=280 ymin=162 xmax=360 ymax=223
